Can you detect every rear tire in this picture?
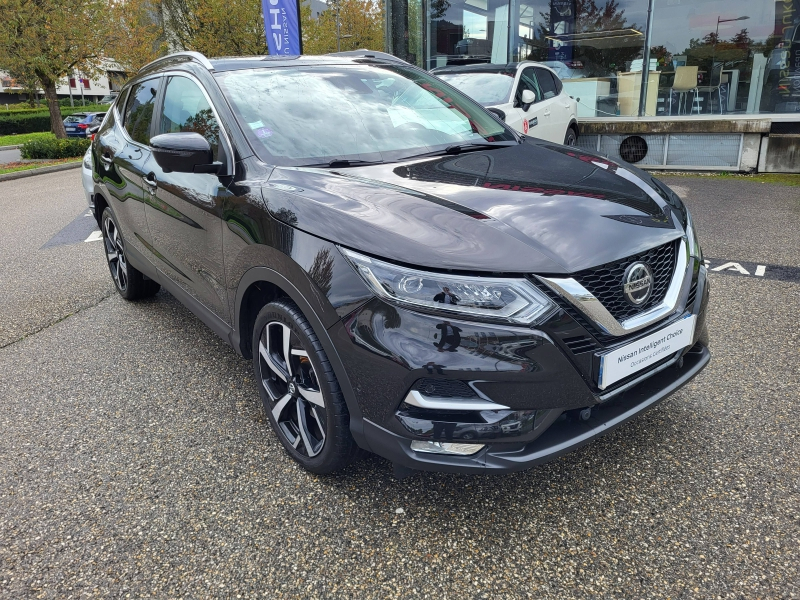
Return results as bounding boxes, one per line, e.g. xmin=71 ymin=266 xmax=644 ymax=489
xmin=252 ymin=299 xmax=357 ymax=474
xmin=101 ymin=208 xmax=160 ymax=300
xmin=564 ymin=127 xmax=578 ymax=146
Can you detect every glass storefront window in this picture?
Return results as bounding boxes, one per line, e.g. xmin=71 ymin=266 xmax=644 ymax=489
xmin=650 ymin=0 xmax=800 ymax=115
xmin=427 ymin=0 xmax=512 ymax=68
xmin=398 ymin=0 xmax=800 ymax=116
xmin=512 ymin=0 xmax=650 ymax=117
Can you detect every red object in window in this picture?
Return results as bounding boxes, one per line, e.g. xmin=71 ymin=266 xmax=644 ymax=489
xmin=69 ymin=78 xmax=77 ymax=88
xmin=81 ymin=78 xmax=90 ymax=89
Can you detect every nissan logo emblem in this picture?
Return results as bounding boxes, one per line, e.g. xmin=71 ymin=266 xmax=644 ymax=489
xmin=622 ymin=262 xmax=653 ymax=306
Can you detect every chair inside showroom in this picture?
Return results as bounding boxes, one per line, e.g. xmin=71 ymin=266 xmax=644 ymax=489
xmin=669 ymin=66 xmax=699 ymax=115
xmin=695 ymin=62 xmax=727 ymax=114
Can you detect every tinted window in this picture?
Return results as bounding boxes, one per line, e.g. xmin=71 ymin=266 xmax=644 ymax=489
xmin=516 ymin=67 xmax=541 ymax=105
xmin=123 ymin=78 xmax=160 ymax=145
xmin=535 ymin=68 xmax=558 ymax=100
xmin=217 ymin=65 xmax=516 ymax=166
xmin=159 ymin=76 xmax=220 ymax=161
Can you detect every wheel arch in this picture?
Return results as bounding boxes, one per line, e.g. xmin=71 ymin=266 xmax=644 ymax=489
xmin=233 ymin=267 xmax=369 ymax=450
xmin=568 ymin=119 xmax=579 ymax=137
xmin=93 ymin=191 xmax=109 ymax=226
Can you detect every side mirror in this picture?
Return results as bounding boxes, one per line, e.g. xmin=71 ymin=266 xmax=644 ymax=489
xmin=521 ymin=89 xmax=536 ymax=111
xmin=150 ymin=132 xmax=219 ymax=174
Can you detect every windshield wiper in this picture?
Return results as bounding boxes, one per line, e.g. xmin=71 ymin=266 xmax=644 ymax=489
xmin=444 ymin=141 xmax=519 ymax=154
xmin=303 ymin=158 xmax=385 ymax=168
xmin=400 ymin=141 xmax=519 ymax=161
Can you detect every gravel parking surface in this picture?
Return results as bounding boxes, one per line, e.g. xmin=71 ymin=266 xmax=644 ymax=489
xmin=0 ymin=174 xmax=798 ymax=598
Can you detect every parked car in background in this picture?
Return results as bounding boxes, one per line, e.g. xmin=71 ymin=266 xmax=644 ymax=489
xmin=63 ymin=112 xmax=106 ymax=138
xmin=433 ymin=62 xmax=579 ymax=145
xmin=98 ymin=94 xmax=118 ymax=105
xmin=81 ymin=147 xmax=93 ymax=207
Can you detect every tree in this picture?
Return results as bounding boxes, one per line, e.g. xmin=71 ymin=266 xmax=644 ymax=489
xmin=160 ymin=0 xmax=267 ymax=56
xmin=107 ymin=0 xmax=169 ymax=74
xmin=0 ymin=0 xmax=114 ymax=138
xmin=302 ymin=0 xmax=384 ymax=55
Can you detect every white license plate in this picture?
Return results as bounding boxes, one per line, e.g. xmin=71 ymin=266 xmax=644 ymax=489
xmin=598 ymin=315 xmax=696 ymax=390
xmin=66 ymin=127 xmax=76 ymax=131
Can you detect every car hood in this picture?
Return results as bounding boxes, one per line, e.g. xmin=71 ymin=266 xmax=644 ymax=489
xmin=263 ymin=139 xmax=687 ymax=274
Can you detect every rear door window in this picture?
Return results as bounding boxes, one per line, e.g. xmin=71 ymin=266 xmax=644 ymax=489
xmin=123 ymin=78 xmax=161 ymax=145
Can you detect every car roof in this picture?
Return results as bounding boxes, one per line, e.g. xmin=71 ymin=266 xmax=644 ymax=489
xmin=432 ymin=63 xmax=520 ymax=75
xmin=432 ymin=61 xmax=558 ymax=76
xmin=207 ymin=54 xmax=408 ymax=72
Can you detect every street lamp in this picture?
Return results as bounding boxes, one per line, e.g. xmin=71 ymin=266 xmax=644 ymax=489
xmin=335 ymin=5 xmax=353 ymax=52
xmin=712 ymin=15 xmax=749 ymax=76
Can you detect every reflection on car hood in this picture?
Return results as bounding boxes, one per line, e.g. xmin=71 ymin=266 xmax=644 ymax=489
xmin=264 ymin=139 xmax=687 ymax=274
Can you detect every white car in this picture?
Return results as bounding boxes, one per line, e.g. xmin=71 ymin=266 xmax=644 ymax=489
xmin=433 ymin=61 xmax=579 ymax=145
xmin=81 ymin=147 xmax=93 ymax=206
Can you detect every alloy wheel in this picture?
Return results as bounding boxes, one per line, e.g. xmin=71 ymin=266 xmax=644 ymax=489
xmin=103 ymin=216 xmax=128 ymax=292
xmin=258 ymin=321 xmax=327 ymax=457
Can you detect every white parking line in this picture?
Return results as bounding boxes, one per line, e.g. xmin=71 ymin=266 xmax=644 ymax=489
xmin=84 ymin=230 xmax=103 ymax=243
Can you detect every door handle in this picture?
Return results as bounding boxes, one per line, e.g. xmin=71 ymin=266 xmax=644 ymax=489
xmin=143 ymin=172 xmax=158 ymax=189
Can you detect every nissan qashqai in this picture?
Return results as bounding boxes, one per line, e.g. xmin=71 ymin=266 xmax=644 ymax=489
xmin=88 ymin=51 xmax=710 ymax=475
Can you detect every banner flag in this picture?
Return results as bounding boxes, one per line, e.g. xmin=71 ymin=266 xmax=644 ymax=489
xmin=263 ymin=0 xmax=303 ymax=56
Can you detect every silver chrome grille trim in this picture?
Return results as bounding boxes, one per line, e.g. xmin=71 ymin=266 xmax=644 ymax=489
xmin=404 ymin=390 xmax=509 ymax=411
xmin=535 ymin=238 xmax=689 ymax=337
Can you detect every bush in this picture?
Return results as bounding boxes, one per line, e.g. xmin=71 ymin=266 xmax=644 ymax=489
xmin=0 ymin=112 xmax=53 ymax=135
xmin=0 ymin=105 xmax=108 ymax=134
xmin=20 ymin=137 xmax=90 ymax=159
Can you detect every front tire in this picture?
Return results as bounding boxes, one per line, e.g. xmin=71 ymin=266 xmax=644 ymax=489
xmin=101 ymin=208 xmax=160 ymax=300
xmin=252 ymin=299 xmax=357 ymax=474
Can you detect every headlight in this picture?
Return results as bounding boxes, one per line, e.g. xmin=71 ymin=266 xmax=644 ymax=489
xmin=685 ymin=210 xmax=702 ymax=259
xmin=83 ymin=149 xmax=92 ymax=169
xmin=341 ymin=248 xmax=555 ymax=325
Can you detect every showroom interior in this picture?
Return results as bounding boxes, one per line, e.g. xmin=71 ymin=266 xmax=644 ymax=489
xmin=385 ymin=0 xmax=800 ymax=171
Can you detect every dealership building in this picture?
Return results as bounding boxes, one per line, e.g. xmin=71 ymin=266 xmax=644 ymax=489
xmin=385 ymin=0 xmax=800 ymax=172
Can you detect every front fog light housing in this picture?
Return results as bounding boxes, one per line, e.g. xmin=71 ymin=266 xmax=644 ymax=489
xmin=341 ymin=248 xmax=555 ymax=325
xmin=410 ymin=440 xmax=485 ymax=456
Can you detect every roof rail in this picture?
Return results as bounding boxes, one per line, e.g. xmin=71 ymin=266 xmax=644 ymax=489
xmin=326 ymin=50 xmax=410 ymax=65
xmin=138 ymin=51 xmax=214 ymax=74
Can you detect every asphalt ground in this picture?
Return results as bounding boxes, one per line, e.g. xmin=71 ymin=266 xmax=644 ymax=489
xmin=0 ymin=171 xmax=798 ymax=598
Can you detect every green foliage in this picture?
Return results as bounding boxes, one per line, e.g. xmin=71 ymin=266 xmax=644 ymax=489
xmin=2 ymin=103 xmax=106 ymax=115
xmin=0 ymin=105 xmax=107 ymax=134
xmin=0 ymin=111 xmax=53 ymax=135
xmin=20 ymin=137 xmax=90 ymax=159
xmin=0 ymin=132 xmax=55 ymax=146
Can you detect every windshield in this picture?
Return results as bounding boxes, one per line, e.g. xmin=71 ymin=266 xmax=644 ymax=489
xmin=216 ymin=64 xmax=517 ymax=166
xmin=436 ymin=72 xmax=515 ymax=106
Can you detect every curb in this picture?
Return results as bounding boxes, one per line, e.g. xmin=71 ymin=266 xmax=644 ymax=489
xmin=0 ymin=144 xmax=22 ymax=151
xmin=0 ymin=161 xmax=81 ymax=182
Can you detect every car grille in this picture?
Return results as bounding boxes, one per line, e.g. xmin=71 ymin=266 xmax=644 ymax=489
xmin=572 ymin=239 xmax=678 ymax=323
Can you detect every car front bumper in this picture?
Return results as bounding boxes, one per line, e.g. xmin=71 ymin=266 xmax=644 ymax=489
xmin=333 ymin=262 xmax=711 ymax=474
